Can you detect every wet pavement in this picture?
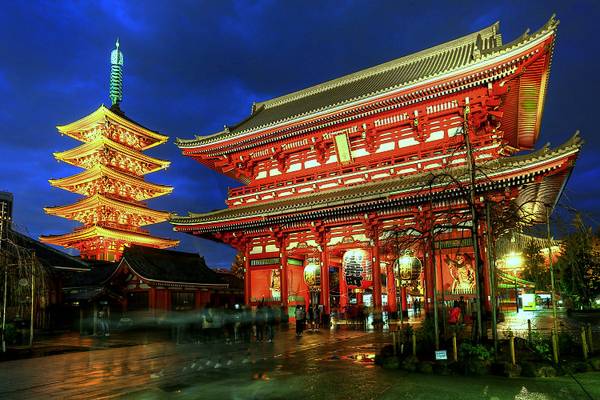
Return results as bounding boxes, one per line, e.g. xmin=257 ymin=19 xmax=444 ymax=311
xmin=0 ymin=327 xmax=598 ymax=399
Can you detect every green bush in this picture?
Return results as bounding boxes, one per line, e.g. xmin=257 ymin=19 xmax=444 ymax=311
xmin=3 ymin=323 xmax=16 ymax=344
xmin=459 ymin=342 xmax=492 ymax=362
xmin=529 ymin=331 xmax=552 ymax=361
xmin=415 ymin=316 xmax=436 ymax=352
xmin=558 ymin=331 xmax=577 ymax=356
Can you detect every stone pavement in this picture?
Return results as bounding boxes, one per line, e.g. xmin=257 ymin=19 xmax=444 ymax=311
xmin=0 ymin=330 xmax=169 ymax=361
xmin=0 ymin=326 xmax=599 ymax=399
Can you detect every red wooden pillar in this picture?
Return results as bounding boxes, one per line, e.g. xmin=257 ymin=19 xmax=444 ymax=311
xmin=194 ymin=291 xmax=202 ymax=309
xmin=386 ymin=263 xmax=398 ymax=312
xmin=281 ymin=246 xmax=289 ymax=316
xmin=339 ymin=260 xmax=348 ymax=311
xmin=372 ymin=238 xmax=382 ymax=311
xmin=149 ymin=287 xmax=156 ymax=317
xmin=320 ymin=244 xmax=330 ymax=314
xmin=244 ymin=246 xmax=251 ymax=305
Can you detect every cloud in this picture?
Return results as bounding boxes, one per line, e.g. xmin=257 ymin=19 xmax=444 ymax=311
xmin=1 ymin=0 xmax=599 ymax=268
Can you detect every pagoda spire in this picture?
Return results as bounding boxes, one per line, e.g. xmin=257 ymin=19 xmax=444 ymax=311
xmin=41 ymin=40 xmax=178 ymax=262
xmin=110 ymin=38 xmax=124 ymax=109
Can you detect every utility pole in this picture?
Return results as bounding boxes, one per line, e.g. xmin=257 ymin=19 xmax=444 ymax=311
xmin=1 ymin=201 xmax=6 ymax=353
xmin=463 ymin=97 xmax=483 ymax=340
xmin=430 ymin=227 xmax=440 ymax=350
xmin=485 ymin=202 xmax=498 ymax=353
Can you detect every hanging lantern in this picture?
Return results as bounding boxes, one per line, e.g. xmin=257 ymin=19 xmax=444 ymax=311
xmin=303 ymin=257 xmax=321 ymax=290
xmin=342 ymin=248 xmax=373 ymax=289
xmin=393 ymin=251 xmax=422 ymax=286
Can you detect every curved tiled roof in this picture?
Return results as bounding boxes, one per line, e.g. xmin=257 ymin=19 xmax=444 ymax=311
xmin=171 ymin=132 xmax=581 ymax=230
xmin=178 ymin=16 xmax=558 ymax=148
xmin=122 ymin=245 xmax=225 ymax=285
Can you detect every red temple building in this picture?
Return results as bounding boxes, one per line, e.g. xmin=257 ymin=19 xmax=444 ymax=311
xmin=171 ymin=16 xmax=581 ymax=319
xmin=41 ymin=40 xmax=178 ymax=261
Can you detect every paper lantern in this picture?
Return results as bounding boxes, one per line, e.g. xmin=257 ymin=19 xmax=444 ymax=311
xmin=342 ymin=248 xmax=373 ymax=289
xmin=303 ymin=258 xmax=321 ymax=290
xmin=393 ymin=253 xmax=422 ymax=285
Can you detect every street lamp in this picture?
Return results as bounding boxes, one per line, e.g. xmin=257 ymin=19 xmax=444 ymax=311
xmin=504 ymin=252 xmax=523 ymax=271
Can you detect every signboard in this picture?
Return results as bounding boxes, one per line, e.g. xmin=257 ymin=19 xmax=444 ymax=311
xmin=522 ymin=293 xmax=536 ymax=311
xmin=435 ymin=350 xmax=448 ymax=360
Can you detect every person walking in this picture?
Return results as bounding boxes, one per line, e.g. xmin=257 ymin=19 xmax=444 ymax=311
xmin=314 ymin=305 xmax=321 ymax=330
xmin=307 ymin=304 xmax=314 ymax=332
xmin=97 ymin=308 xmax=109 ymax=337
xmin=256 ymin=304 xmax=266 ymax=342
xmin=265 ymin=305 xmax=275 ymax=342
xmin=295 ymin=306 xmax=305 ymax=337
xmin=449 ymin=301 xmax=462 ymax=325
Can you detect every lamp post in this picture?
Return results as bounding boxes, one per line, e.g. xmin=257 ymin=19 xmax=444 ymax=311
xmin=546 ymin=207 xmax=559 ymax=348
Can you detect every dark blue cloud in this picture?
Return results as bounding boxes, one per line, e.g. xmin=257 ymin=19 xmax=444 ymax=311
xmin=1 ymin=0 xmax=599 ymax=268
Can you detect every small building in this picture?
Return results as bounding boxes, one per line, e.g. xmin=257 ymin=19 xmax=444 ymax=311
xmin=59 ymin=245 xmax=243 ymax=334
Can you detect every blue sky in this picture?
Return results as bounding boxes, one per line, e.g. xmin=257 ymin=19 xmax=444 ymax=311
xmin=0 ymin=1 xmax=598 ymax=268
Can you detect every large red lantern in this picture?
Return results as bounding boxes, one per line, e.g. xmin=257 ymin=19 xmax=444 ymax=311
xmin=342 ymin=248 xmax=372 ymax=289
xmin=393 ymin=252 xmax=422 ymax=286
xmin=303 ymin=257 xmax=321 ymax=290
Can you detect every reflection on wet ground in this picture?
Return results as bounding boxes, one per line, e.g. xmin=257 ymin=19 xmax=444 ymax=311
xmin=0 ymin=328 xmax=598 ymax=399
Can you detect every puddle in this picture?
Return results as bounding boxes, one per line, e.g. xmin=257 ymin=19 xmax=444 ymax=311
xmin=341 ymin=352 xmax=376 ymax=364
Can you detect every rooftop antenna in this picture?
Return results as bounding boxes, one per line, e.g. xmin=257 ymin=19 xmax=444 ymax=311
xmin=109 ymin=38 xmax=124 ymax=109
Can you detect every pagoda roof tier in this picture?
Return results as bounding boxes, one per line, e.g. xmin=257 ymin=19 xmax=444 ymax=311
xmin=177 ymin=16 xmax=558 ymax=153
xmin=57 ymin=105 xmax=169 ymax=150
xmin=49 ymin=165 xmax=173 ymax=201
xmin=44 ymin=193 xmax=170 ymax=225
xmin=54 ymin=136 xmax=170 ymax=175
xmin=40 ymin=225 xmax=179 ymax=249
xmin=171 ymin=132 xmax=581 ymax=234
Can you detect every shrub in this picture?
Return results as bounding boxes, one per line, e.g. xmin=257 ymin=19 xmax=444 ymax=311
xmin=459 ymin=342 xmax=492 ymax=362
xmin=415 ymin=316 xmax=436 ymax=353
xmin=529 ymin=331 xmax=552 ymax=361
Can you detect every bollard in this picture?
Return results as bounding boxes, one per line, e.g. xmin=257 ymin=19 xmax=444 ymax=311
xmin=452 ymin=332 xmax=458 ymax=362
xmin=527 ymin=319 xmax=532 ymax=345
xmin=509 ymin=332 xmax=516 ymax=366
xmin=412 ymin=331 xmax=417 ymax=357
xmin=551 ymin=329 xmax=559 ymax=365
xmin=581 ymin=326 xmax=588 ymax=360
xmin=587 ymin=323 xmax=594 ymax=354
xmin=392 ymin=332 xmax=397 ymax=356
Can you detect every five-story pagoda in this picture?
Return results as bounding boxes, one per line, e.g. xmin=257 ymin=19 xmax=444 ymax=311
xmin=41 ymin=40 xmax=179 ymax=261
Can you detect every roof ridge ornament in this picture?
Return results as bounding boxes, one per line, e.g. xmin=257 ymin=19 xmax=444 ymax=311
xmin=110 ymin=38 xmax=124 ymax=110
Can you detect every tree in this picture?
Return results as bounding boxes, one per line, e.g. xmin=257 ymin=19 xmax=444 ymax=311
xmin=230 ymin=252 xmax=245 ymax=280
xmin=556 ymin=215 xmax=600 ymax=309
xmin=520 ymin=239 xmax=549 ymax=291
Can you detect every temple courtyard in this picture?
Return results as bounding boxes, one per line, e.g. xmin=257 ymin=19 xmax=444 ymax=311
xmin=0 ymin=323 xmax=598 ymax=400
